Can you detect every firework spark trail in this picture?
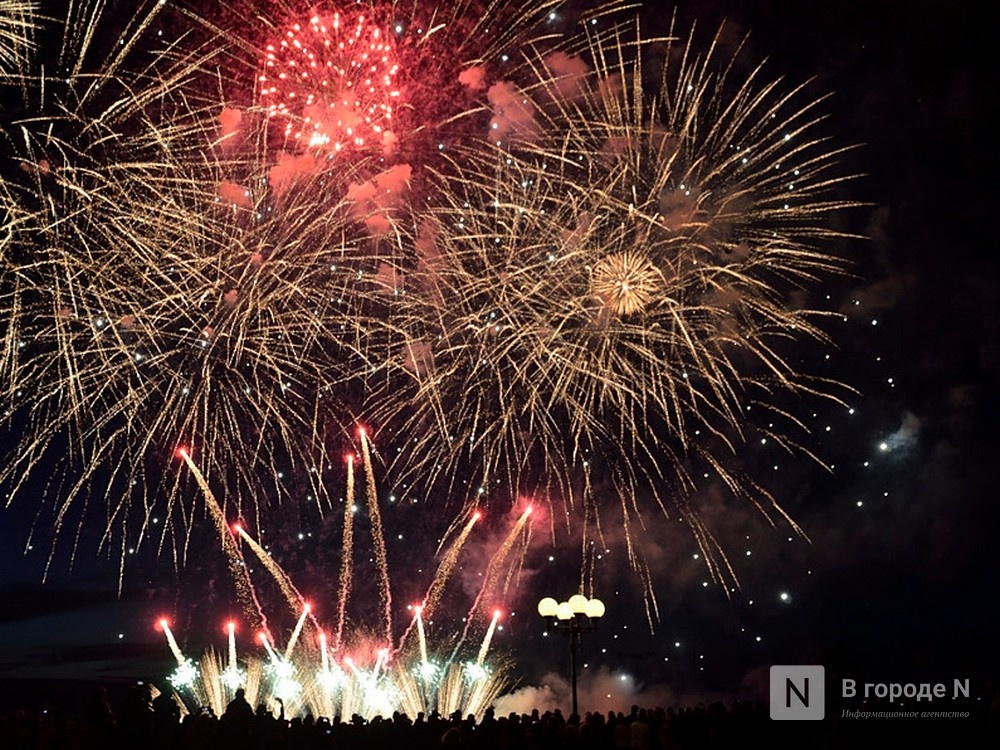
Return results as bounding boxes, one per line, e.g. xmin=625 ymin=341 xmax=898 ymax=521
xmin=318 ymin=631 xmax=331 ymax=673
xmin=284 ymin=603 xmax=311 ymax=660
xmin=500 ymin=512 xmax=534 ymax=598
xmin=395 ymin=669 xmax=425 ymax=719
xmin=456 ymin=507 xmax=532 ymax=648
xmin=463 ymin=610 xmax=503 ymax=719
xmin=235 ymin=524 xmax=310 ymax=622
xmin=178 ymin=449 xmax=262 ymax=628
xmin=316 ymin=630 xmax=337 ymax=720
xmin=334 ymin=455 xmax=356 ymax=650
xmin=397 ymin=508 xmax=481 ymax=650
xmin=415 ymin=608 xmax=429 ymax=665
xmin=258 ymin=631 xmax=279 ymax=662
xmin=358 ymin=428 xmax=392 ymax=643
xmin=342 ymin=656 xmax=359 ymax=677
xmin=478 ymin=507 xmax=533 ymax=605
xmin=0 ymin=0 xmax=37 ymax=78
xmin=476 ymin=609 xmax=501 ymax=666
xmin=219 ymin=622 xmax=249 ymax=706
xmin=422 ymin=509 xmax=480 ymax=620
xmin=227 ymin=621 xmax=237 ymax=672
xmin=373 ymin=647 xmax=389 ymax=678
xmin=197 ymin=649 xmax=226 ymax=717
xmin=462 ymin=669 xmax=507 ymax=721
xmin=438 ymin=666 xmax=463 ymax=717
xmin=160 ymin=619 xmax=185 ymax=665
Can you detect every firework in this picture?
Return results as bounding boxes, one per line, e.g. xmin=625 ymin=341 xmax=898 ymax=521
xmin=359 ymin=427 xmax=393 ymax=642
xmin=1 ymin=142 xmax=381 ymax=577
xmin=160 ymin=619 xmax=263 ymax=717
xmin=2 ymin=1 xmax=859 ymax=615
xmin=158 ymin=445 xmax=518 ymax=720
xmin=334 ymin=454 xmax=357 ymax=649
xmin=190 ymin=0 xmax=575 ymax=156
xmin=419 ymin=508 xmax=480 ymax=622
xmin=0 ymin=1 xmax=36 ymax=79
xmin=179 ymin=449 xmax=263 ymax=626
xmin=235 ymin=524 xmax=311 ymax=626
xmin=258 ymin=7 xmax=401 ymax=152
xmin=372 ymin=17 xmax=859 ymax=606
xmin=0 ymin=0 xmax=405 ymax=578
xmin=1 ymin=0 xmax=595 ymax=574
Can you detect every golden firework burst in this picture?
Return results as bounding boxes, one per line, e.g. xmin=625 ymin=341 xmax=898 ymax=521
xmin=590 ymin=250 xmax=664 ymax=320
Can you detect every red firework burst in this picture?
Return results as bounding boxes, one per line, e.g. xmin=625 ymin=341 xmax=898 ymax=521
xmin=259 ymin=9 xmax=400 ymax=153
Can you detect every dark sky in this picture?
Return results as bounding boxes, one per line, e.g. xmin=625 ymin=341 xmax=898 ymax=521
xmin=1 ymin=0 xmax=996 ymax=720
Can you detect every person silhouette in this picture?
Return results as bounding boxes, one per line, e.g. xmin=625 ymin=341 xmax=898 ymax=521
xmin=222 ymin=687 xmax=254 ymax=727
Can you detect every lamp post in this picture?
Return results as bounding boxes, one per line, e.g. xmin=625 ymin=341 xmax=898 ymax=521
xmin=537 ymin=594 xmax=605 ymax=717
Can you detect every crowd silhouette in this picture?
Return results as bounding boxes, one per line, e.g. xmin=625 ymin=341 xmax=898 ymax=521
xmin=1 ymin=681 xmax=996 ymax=749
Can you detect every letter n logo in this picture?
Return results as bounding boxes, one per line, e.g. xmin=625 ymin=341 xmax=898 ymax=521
xmin=770 ymin=665 xmax=825 ymax=720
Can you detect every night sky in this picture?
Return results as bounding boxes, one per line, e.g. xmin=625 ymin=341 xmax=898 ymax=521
xmin=1 ymin=0 xmax=996 ymax=724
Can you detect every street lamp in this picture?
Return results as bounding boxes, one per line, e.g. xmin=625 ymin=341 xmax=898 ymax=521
xmin=537 ymin=594 xmax=605 ymax=717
